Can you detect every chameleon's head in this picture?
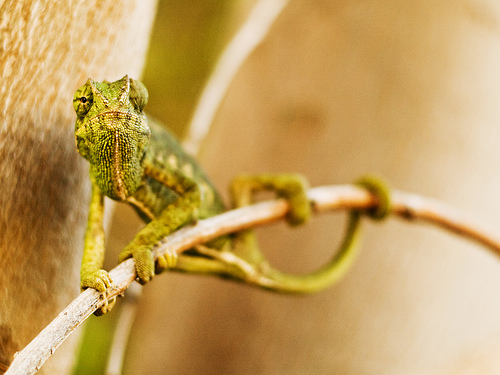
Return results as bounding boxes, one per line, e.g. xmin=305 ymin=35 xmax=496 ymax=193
xmin=73 ymin=76 xmax=151 ymax=200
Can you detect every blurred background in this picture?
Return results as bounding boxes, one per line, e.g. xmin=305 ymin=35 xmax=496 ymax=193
xmin=74 ymin=1 xmax=500 ymax=374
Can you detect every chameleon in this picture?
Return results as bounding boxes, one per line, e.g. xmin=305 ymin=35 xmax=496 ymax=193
xmin=73 ymin=76 xmax=311 ymax=314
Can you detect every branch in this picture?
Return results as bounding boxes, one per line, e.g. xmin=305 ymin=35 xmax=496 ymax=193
xmin=104 ymin=282 xmax=141 ymax=375
xmin=6 ymin=185 xmax=500 ymax=374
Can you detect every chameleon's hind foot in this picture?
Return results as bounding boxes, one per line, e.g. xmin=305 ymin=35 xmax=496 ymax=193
xmin=155 ymin=249 xmax=179 ymax=274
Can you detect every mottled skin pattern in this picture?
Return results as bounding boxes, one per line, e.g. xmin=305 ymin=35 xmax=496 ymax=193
xmin=73 ymin=76 xmax=310 ymax=314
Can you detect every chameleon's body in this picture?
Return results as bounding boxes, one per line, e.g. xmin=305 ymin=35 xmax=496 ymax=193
xmin=73 ymin=76 xmax=310 ymax=314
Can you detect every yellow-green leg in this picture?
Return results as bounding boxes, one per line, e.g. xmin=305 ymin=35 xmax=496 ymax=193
xmin=118 ymin=164 xmax=201 ymax=283
xmin=80 ymin=176 xmax=116 ymax=315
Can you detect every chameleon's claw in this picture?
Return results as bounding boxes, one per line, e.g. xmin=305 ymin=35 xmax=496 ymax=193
xmin=94 ymin=293 xmax=117 ymax=316
xmin=80 ymin=269 xmax=117 ymax=315
xmin=155 ymin=250 xmax=178 ymax=274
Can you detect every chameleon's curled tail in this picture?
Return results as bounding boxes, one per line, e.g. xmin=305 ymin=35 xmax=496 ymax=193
xmin=174 ymin=175 xmax=391 ymax=295
xmin=253 ymin=211 xmax=362 ymax=294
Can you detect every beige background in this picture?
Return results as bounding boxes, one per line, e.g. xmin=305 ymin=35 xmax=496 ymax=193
xmin=115 ymin=1 xmax=500 ymax=374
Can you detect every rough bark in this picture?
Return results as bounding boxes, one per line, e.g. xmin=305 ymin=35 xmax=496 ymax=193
xmin=0 ymin=1 xmax=157 ymax=373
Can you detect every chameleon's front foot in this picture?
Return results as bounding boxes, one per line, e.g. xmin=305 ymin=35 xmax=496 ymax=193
xmin=119 ymin=245 xmax=178 ymax=284
xmin=81 ymin=269 xmax=116 ymax=315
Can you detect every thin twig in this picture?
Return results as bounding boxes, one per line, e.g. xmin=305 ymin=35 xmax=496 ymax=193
xmin=390 ymin=190 xmax=500 ymax=253
xmin=308 ymin=186 xmax=500 ymax=254
xmin=6 ymin=185 xmax=500 ymax=375
xmin=105 ymin=282 xmax=141 ymax=375
xmin=183 ymin=0 xmax=289 ymax=155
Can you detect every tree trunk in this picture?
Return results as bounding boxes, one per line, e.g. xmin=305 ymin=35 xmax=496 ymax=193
xmin=0 ymin=1 xmax=157 ymax=373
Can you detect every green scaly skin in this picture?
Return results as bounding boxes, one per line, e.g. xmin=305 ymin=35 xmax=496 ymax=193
xmin=73 ymin=76 xmax=311 ymax=314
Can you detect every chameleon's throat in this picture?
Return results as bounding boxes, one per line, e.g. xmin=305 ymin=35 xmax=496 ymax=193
xmin=113 ymin=131 xmax=127 ymax=200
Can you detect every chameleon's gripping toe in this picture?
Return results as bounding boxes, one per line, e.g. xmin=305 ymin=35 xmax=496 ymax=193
xmin=80 ymin=269 xmax=116 ymax=315
xmin=80 ymin=269 xmax=114 ymax=292
xmin=94 ymin=292 xmax=117 ymax=316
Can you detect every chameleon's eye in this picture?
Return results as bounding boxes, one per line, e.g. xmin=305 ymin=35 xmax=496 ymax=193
xmin=129 ymin=78 xmax=148 ymax=112
xmin=73 ymin=83 xmax=93 ymax=117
